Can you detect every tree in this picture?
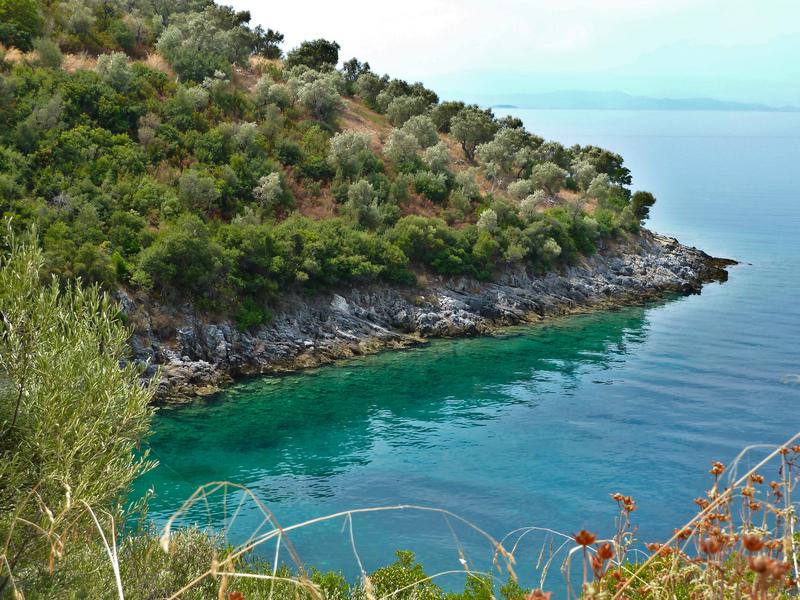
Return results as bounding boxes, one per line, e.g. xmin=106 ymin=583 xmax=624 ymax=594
xmin=252 ymin=172 xmax=282 ymax=214
xmin=285 ymin=38 xmax=340 ymax=70
xmin=355 ymin=72 xmax=386 ymax=109
xmin=384 ymin=128 xmax=420 ymax=169
xmin=477 ymin=208 xmax=498 ymax=233
xmin=328 ymin=131 xmax=371 ymax=177
xmin=95 ymin=52 xmax=132 ymax=92
xmin=386 ymin=95 xmax=430 ymax=127
xmin=530 ymin=162 xmax=568 ymax=196
xmin=476 ymin=127 xmax=538 ymax=179
xmin=32 ymin=37 xmax=62 ymax=69
xmin=156 ymin=10 xmax=253 ymax=81
xmin=0 ymin=227 xmax=155 ymax=594
xmin=179 ymin=169 xmax=220 ymax=214
xmin=345 ymin=179 xmax=381 ymax=228
xmin=631 ymin=190 xmax=656 ymax=222
xmin=507 ymin=179 xmax=533 ymax=201
xmin=0 ymin=0 xmax=43 ymax=51
xmin=400 ymin=114 xmax=439 ymax=148
xmin=423 ymin=141 xmax=450 ymax=173
xmin=586 ymin=173 xmax=611 ymax=202
xmin=251 ymin=25 xmax=283 ymax=58
xmin=341 ymin=57 xmax=371 ymax=94
xmin=135 ymin=214 xmax=227 ymax=297
xmin=297 ymin=78 xmax=343 ymax=122
xmin=450 ymin=107 xmax=498 ymax=162
xmin=572 ymin=158 xmax=598 ymax=191
xmin=430 ymin=101 xmax=465 ymax=133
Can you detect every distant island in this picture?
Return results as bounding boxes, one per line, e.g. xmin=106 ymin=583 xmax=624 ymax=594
xmin=484 ymin=90 xmax=800 ymax=112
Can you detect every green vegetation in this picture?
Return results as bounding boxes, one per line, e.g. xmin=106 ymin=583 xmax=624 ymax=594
xmin=0 ymin=0 xmax=656 ymax=330
xmin=0 ymin=226 xmax=156 ymax=596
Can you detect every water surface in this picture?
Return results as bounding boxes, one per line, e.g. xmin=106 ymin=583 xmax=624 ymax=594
xmin=132 ymin=110 xmax=800 ymax=590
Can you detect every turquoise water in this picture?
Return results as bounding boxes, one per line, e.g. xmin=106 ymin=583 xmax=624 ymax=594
xmin=132 ymin=110 xmax=800 ymax=590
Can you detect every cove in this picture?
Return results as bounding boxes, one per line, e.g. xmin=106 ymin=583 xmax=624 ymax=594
xmin=131 ymin=109 xmax=800 ymax=590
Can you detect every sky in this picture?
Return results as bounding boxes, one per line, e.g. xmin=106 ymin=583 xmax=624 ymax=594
xmin=229 ymin=0 xmax=800 ymax=107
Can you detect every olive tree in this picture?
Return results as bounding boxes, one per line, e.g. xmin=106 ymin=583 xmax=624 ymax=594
xmin=95 ymin=52 xmax=132 ymax=92
xmin=345 ymin=179 xmax=381 ymax=229
xmin=383 ymin=128 xmax=420 ymax=169
xmin=386 ymin=95 xmax=430 ymax=127
xmin=476 ymin=208 xmax=498 ymax=233
xmin=586 ymin=173 xmax=611 ymax=202
xmin=328 ymin=131 xmax=371 ymax=177
xmin=0 ymin=228 xmax=155 ymax=594
xmin=253 ymin=172 xmax=282 ymax=213
xmin=423 ymin=141 xmax=450 ymax=173
xmin=297 ymin=77 xmax=343 ymax=122
xmin=400 ymin=114 xmax=438 ymax=148
xmin=530 ymin=162 xmax=568 ymax=196
xmin=450 ymin=107 xmax=497 ymax=162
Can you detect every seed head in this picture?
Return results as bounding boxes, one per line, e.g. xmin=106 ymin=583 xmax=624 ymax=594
xmin=574 ymin=529 xmax=597 ymax=547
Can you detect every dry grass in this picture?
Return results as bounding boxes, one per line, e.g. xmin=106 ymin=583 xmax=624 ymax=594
xmin=140 ymin=52 xmax=173 ymax=76
xmin=63 ymin=52 xmax=97 ymax=72
xmin=139 ymin=432 xmax=799 ymax=599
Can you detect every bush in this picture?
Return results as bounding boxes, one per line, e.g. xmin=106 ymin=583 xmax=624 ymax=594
xmin=32 ymin=37 xmax=62 ymax=68
xmin=413 ymin=171 xmax=448 ymax=203
xmin=285 ymin=38 xmax=340 ymax=70
xmin=135 ymin=214 xmax=228 ymax=298
xmin=0 ymin=228 xmax=155 ymax=592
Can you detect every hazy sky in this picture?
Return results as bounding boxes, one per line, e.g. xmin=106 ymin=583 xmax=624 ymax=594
xmin=229 ymin=0 xmax=800 ymax=106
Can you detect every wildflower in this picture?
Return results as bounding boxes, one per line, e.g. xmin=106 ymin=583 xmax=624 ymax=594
xmin=674 ymin=527 xmax=692 ymax=540
xmin=742 ymin=533 xmax=764 ymax=552
xmin=741 ymin=486 xmax=755 ymax=497
xmin=526 ymin=590 xmax=552 ymax=600
xmin=574 ymin=529 xmax=597 ymax=546
xmin=710 ymin=461 xmax=725 ymax=476
xmin=748 ymin=554 xmax=769 ymax=574
xmin=229 ymin=592 xmax=245 ymax=600
xmin=611 ymin=492 xmax=624 ymax=502
xmin=699 ymin=535 xmax=722 ymax=555
xmin=749 ymin=473 xmax=764 ymax=484
xmin=768 ymin=560 xmax=790 ymax=580
xmin=778 ymin=447 xmax=789 ymax=456
xmin=597 ymin=543 xmax=614 ymax=561
xmin=749 ymin=501 xmax=762 ymax=511
xmin=694 ymin=497 xmax=710 ymax=509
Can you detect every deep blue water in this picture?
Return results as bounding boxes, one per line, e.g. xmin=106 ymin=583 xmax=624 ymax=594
xmin=132 ymin=110 xmax=800 ymax=592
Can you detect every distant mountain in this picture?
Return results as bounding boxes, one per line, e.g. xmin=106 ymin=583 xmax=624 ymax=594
xmin=482 ymin=90 xmax=800 ymax=112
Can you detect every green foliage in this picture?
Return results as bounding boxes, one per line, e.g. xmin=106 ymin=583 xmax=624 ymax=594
xmin=32 ymin=37 xmax=63 ymax=68
xmin=413 ymin=170 xmax=449 ymax=203
xmin=450 ymin=107 xmax=498 ymax=162
xmin=631 ymin=190 xmax=656 ymax=222
xmin=0 ymin=227 xmax=155 ymax=593
xmin=386 ymin=94 xmax=430 ymax=127
xmin=135 ymin=214 xmax=228 ymax=298
xmin=0 ymin=0 xmax=42 ymax=50
xmin=0 ymin=0 xmax=646 ymax=334
xmin=285 ymin=38 xmax=340 ymax=70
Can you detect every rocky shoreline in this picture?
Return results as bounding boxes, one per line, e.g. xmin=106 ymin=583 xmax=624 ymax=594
xmin=121 ymin=230 xmax=735 ymax=402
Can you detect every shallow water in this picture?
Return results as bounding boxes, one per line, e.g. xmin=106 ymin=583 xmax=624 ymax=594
xmin=131 ymin=110 xmax=800 ymax=591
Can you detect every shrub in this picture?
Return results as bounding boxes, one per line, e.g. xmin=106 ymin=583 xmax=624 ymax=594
xmin=413 ymin=171 xmax=448 ymax=203
xmin=32 ymin=37 xmax=62 ymax=68
xmin=384 ymin=128 xmax=420 ymax=170
xmin=285 ymin=38 xmax=340 ymax=70
xmin=0 ymin=228 xmax=155 ymax=592
xmin=386 ymin=95 xmax=430 ymax=127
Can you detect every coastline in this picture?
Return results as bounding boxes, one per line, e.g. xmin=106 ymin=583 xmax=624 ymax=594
xmin=121 ymin=229 xmax=735 ymax=402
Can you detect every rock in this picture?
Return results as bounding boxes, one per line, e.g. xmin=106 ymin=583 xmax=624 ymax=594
xmin=126 ymin=230 xmax=735 ymax=402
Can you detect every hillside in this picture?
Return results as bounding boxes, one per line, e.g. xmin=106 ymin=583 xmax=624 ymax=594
xmin=0 ymin=0 xmax=657 ymax=333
